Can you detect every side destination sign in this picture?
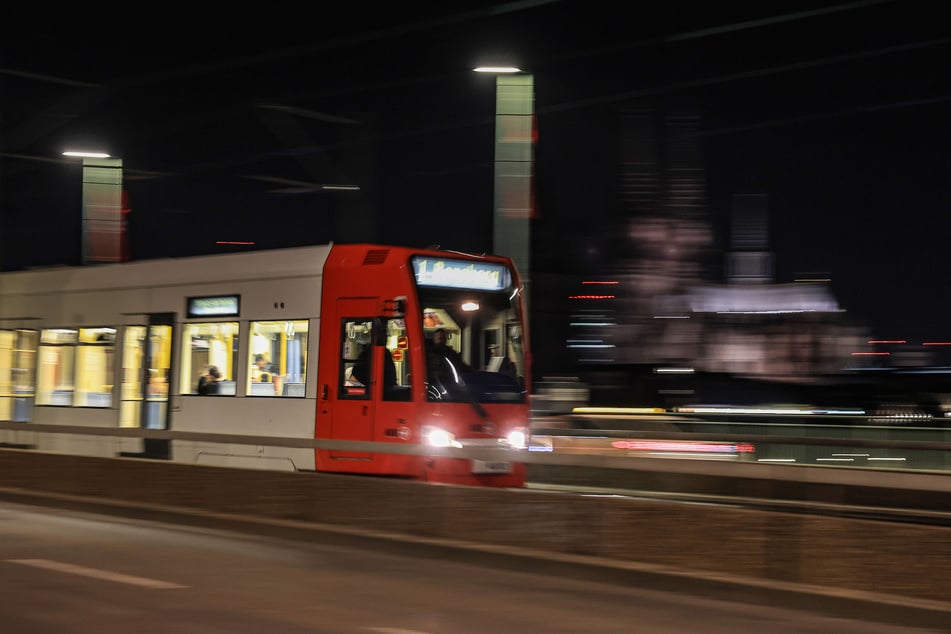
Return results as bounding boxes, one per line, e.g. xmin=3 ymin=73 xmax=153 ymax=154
xmin=412 ymin=257 xmax=510 ymax=291
xmin=188 ymin=295 xmax=241 ymax=317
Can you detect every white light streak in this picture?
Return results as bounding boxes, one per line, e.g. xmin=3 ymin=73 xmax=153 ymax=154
xmin=679 ymin=406 xmax=816 ymax=415
xmin=716 ymin=310 xmax=817 ymax=315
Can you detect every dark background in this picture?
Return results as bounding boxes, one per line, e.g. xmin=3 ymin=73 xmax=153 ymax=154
xmin=2 ymin=0 xmax=949 ymax=348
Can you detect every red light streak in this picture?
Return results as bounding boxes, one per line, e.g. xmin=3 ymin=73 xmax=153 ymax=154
xmin=568 ymin=295 xmax=616 ymax=299
xmin=582 ymin=281 xmax=619 ymax=285
xmin=867 ymin=340 xmax=906 ymax=344
xmin=923 ymin=342 xmax=951 ymax=346
xmin=611 ymin=440 xmax=755 ymax=453
xmin=851 ymin=352 xmax=890 ymax=356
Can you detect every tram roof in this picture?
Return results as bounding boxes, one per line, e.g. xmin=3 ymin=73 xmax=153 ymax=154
xmin=0 ymin=243 xmax=515 ymax=296
xmin=0 ymin=243 xmax=335 ymax=295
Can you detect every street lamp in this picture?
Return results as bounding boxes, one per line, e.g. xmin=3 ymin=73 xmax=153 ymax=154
xmin=62 ymin=149 xmax=124 ymax=264
xmin=473 ymin=66 xmax=535 ymax=313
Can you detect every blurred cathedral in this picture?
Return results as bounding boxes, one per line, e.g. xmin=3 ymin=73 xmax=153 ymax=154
xmin=533 ymin=105 xmax=872 ymax=398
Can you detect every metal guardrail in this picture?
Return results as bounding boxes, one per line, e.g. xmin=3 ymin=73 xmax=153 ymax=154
xmin=3 ymin=420 xmax=951 ymax=476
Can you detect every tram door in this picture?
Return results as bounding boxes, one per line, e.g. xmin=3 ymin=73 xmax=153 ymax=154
xmin=328 ymin=299 xmax=378 ymax=462
xmin=119 ymin=325 xmax=147 ymax=428
xmin=118 ymin=313 xmax=173 ymax=459
xmin=0 ymin=328 xmax=37 ymax=423
xmin=142 ymin=314 xmax=174 ymax=430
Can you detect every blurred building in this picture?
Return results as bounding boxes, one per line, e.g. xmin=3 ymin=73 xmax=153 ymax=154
xmin=535 ymin=105 xmax=874 ymax=403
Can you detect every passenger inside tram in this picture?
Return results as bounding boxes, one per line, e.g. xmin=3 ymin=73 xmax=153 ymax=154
xmin=197 ymin=366 xmax=221 ymax=395
xmin=346 ymin=348 xmax=369 ymax=387
xmin=253 ymin=353 xmax=278 ymax=382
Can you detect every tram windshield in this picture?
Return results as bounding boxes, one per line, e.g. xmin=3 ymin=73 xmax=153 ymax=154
xmin=417 ymin=286 xmax=526 ymax=404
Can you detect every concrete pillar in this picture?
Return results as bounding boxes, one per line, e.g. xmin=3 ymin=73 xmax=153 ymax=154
xmin=493 ymin=74 xmax=534 ymax=312
xmin=81 ymin=157 xmax=123 ymax=264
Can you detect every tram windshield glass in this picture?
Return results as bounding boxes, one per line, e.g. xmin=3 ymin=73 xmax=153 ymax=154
xmin=412 ymin=256 xmax=526 ymax=404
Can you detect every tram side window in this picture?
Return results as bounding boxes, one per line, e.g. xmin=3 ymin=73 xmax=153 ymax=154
xmin=340 ymin=319 xmax=372 ymax=399
xmin=37 ymin=328 xmax=78 ymax=406
xmin=248 ymin=319 xmax=308 ymax=397
xmin=0 ymin=329 xmax=37 ymax=421
xmin=74 ymin=328 xmax=116 ymax=407
xmin=181 ymin=322 xmax=239 ymax=395
xmin=383 ymin=318 xmax=411 ymax=401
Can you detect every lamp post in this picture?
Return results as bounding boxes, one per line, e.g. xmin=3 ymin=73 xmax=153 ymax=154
xmin=63 ymin=150 xmax=124 ymax=264
xmin=474 ymin=67 xmax=535 ymax=313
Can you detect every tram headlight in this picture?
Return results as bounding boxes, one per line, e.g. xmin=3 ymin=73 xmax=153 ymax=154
xmin=422 ymin=425 xmax=461 ymax=449
xmin=505 ymin=427 xmax=528 ymax=450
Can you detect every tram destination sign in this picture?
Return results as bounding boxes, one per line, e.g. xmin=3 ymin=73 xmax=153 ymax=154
xmin=411 ymin=257 xmax=510 ymax=291
xmin=187 ymin=295 xmax=241 ymax=317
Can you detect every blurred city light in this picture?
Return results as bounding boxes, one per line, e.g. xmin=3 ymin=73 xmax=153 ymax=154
xmin=473 ymin=66 xmax=521 ymax=73
xmin=610 ymin=439 xmax=755 ymax=460
xmin=676 ymin=406 xmax=866 ymax=416
xmin=572 ymin=407 xmax=666 ymax=415
xmin=62 ymin=151 xmax=111 ymax=158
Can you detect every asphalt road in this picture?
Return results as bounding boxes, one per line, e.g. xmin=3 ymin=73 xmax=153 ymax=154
xmin=0 ymin=500 xmax=942 ymax=633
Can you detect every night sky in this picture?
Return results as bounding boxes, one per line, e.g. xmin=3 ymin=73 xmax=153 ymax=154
xmin=2 ymin=0 xmax=949 ymax=342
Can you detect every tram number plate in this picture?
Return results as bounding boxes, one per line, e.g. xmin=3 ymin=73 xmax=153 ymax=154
xmin=471 ymin=459 xmax=513 ymax=474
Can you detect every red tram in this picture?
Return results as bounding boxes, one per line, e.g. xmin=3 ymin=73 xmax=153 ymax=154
xmin=0 ymin=243 xmax=531 ymax=487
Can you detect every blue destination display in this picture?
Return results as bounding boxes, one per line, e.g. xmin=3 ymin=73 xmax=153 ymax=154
xmin=411 ymin=257 xmax=510 ymax=291
xmin=187 ymin=295 xmax=241 ymax=317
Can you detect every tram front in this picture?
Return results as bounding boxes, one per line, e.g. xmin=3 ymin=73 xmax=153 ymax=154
xmin=411 ymin=253 xmax=530 ymax=486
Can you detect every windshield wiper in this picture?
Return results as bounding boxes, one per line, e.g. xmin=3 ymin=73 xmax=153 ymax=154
xmin=442 ymin=358 xmax=488 ymax=420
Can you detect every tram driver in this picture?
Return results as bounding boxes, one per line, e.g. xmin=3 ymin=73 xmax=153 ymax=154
xmin=426 ymin=328 xmax=471 ymax=389
xmin=428 ymin=328 xmax=463 ymax=366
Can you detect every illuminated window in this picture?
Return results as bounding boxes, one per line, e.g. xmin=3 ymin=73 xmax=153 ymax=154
xmin=383 ymin=318 xmax=411 ymax=401
xmin=181 ymin=322 xmax=239 ymax=395
xmin=37 ymin=329 xmax=78 ymax=406
xmin=248 ymin=320 xmax=308 ymax=397
xmin=340 ymin=319 xmax=373 ymax=399
xmin=145 ymin=324 xmax=173 ymax=429
xmin=0 ymin=329 xmax=37 ymax=421
xmin=74 ymin=327 xmax=116 ymax=407
xmin=119 ymin=326 xmax=146 ymax=427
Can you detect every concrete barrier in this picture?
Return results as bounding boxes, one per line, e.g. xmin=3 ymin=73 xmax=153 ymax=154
xmin=2 ymin=448 xmax=950 ymax=618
